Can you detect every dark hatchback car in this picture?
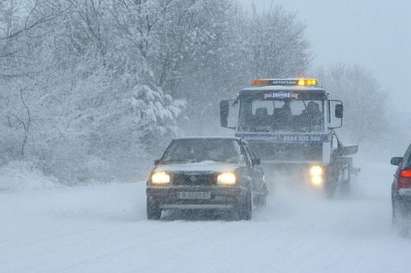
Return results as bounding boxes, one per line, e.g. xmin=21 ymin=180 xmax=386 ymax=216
xmin=391 ymin=145 xmax=411 ymax=224
xmin=146 ymin=137 xmax=268 ymax=220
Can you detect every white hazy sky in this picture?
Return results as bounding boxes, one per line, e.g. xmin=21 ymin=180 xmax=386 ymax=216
xmin=238 ymin=0 xmax=411 ymax=110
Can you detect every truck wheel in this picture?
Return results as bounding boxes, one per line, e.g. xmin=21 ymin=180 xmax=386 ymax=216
xmin=259 ymin=184 xmax=269 ymax=207
xmin=238 ymin=191 xmax=252 ymax=220
xmin=340 ymin=182 xmax=351 ymax=196
xmin=324 ymin=180 xmax=337 ymax=198
xmin=254 ymin=193 xmax=267 ymax=207
xmin=147 ymin=198 xmax=161 ymax=220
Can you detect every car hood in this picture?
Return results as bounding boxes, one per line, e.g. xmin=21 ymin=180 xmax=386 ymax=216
xmin=154 ymin=161 xmax=239 ymax=174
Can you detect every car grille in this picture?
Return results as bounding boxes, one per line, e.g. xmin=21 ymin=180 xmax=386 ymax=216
xmin=173 ymin=173 xmax=215 ymax=186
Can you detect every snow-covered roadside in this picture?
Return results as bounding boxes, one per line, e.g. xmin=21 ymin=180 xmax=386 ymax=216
xmin=0 ymin=161 xmax=58 ymax=192
xmin=0 ymin=160 xmax=410 ymax=273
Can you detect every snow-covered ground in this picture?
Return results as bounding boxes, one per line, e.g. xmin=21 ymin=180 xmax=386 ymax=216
xmin=1 ymin=160 xmax=411 ymax=273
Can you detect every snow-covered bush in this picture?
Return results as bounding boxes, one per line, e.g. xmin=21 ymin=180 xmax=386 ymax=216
xmin=0 ymin=161 xmax=58 ymax=191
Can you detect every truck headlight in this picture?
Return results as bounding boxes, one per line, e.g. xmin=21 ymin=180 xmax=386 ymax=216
xmin=151 ymin=171 xmax=171 ymax=185
xmin=309 ymin=165 xmax=324 ymax=187
xmin=311 ymin=175 xmax=324 ymax=186
xmin=310 ymin=165 xmax=323 ymax=176
xmin=217 ymin=172 xmax=237 ymax=186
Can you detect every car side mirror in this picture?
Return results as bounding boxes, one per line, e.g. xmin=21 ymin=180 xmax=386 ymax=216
xmin=335 ymin=104 xmax=343 ymax=119
xmin=252 ymin=158 xmax=261 ymax=166
xmin=390 ymin=157 xmax=403 ymax=166
xmin=154 ymin=159 xmax=162 ymax=165
xmin=220 ymin=100 xmax=229 ymax=128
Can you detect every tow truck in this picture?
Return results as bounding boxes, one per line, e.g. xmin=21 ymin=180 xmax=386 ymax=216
xmin=219 ymin=78 xmax=359 ymax=197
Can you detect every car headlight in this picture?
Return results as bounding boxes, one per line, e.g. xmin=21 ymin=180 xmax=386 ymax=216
xmin=217 ymin=172 xmax=237 ymax=186
xmin=309 ymin=165 xmax=324 ymax=187
xmin=151 ymin=171 xmax=171 ymax=185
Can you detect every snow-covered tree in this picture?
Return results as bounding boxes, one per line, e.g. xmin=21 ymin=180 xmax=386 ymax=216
xmin=0 ymin=0 xmax=311 ymax=182
xmin=241 ymin=6 xmax=310 ymax=79
xmin=318 ymin=64 xmax=388 ymax=143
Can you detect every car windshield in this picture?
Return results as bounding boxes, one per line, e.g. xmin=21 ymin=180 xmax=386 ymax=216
xmin=161 ymin=139 xmax=243 ymax=164
xmin=239 ymin=98 xmax=325 ymax=132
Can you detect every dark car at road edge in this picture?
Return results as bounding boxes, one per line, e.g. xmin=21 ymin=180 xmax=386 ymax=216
xmin=391 ymin=145 xmax=411 ymax=228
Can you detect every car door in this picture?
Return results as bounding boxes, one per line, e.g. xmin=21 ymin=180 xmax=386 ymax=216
xmin=237 ymin=141 xmax=254 ymax=188
xmin=240 ymin=141 xmax=265 ymax=196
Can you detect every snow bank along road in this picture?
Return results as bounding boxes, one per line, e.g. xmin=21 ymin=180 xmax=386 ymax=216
xmin=1 ymin=161 xmax=411 ymax=273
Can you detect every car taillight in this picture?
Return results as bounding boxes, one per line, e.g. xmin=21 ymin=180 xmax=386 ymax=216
xmin=398 ymin=169 xmax=411 ymax=188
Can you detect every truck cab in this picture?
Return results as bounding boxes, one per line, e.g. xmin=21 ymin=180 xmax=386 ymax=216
xmin=220 ymin=78 xmax=358 ymax=196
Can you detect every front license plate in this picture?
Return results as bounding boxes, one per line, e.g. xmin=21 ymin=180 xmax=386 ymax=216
xmin=177 ymin=192 xmax=211 ymax=200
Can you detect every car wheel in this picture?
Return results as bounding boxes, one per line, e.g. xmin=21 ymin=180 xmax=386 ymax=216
xmin=391 ymin=198 xmax=411 ymax=236
xmin=392 ymin=197 xmax=408 ymax=224
xmin=238 ymin=191 xmax=252 ymax=220
xmin=392 ymin=197 xmax=399 ymax=225
xmin=147 ymin=198 xmax=161 ymax=220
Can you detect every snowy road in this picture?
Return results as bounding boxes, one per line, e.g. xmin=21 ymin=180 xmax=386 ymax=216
xmin=1 ymin=161 xmax=411 ymax=273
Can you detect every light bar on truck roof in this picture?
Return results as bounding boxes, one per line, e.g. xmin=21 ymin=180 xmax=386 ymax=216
xmin=297 ymin=78 xmax=318 ymax=86
xmin=251 ymin=78 xmax=319 ymax=87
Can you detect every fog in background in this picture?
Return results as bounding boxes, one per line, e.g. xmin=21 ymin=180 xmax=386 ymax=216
xmin=239 ymin=0 xmax=411 ymax=157
xmin=240 ymin=0 xmax=411 ymax=105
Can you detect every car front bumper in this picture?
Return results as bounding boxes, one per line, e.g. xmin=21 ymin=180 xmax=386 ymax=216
xmin=146 ymin=186 xmax=247 ymax=210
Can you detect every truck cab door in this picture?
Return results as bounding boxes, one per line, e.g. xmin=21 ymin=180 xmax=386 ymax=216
xmin=328 ymin=100 xmax=344 ymax=129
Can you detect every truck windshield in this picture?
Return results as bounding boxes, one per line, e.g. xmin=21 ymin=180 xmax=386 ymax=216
xmin=161 ymin=139 xmax=243 ymax=164
xmin=239 ymin=98 xmax=324 ymax=132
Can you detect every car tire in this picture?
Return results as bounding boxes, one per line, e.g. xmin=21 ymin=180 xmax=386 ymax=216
xmin=392 ymin=197 xmax=407 ymax=224
xmin=147 ymin=198 xmax=161 ymax=220
xmin=238 ymin=191 xmax=252 ymax=220
xmin=392 ymin=197 xmax=399 ymax=225
xmin=392 ymin=197 xmax=411 ymax=237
